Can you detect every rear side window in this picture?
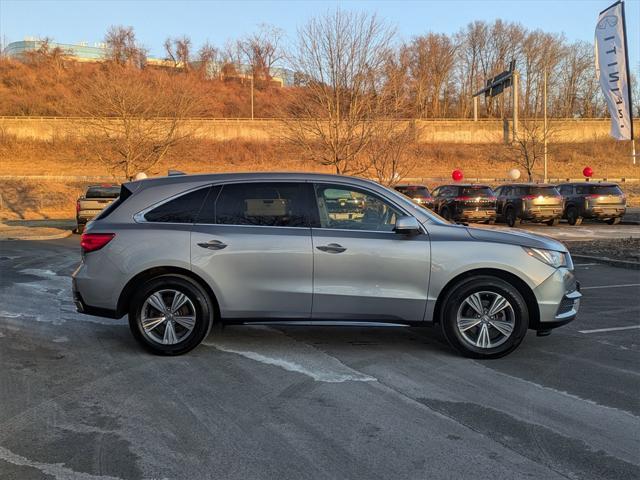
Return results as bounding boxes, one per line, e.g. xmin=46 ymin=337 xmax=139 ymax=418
xmin=460 ymin=186 xmax=494 ymax=197
xmin=86 ymin=185 xmax=120 ymax=198
xmin=204 ymin=182 xmax=315 ymax=227
xmin=144 ymin=186 xmax=212 ymax=223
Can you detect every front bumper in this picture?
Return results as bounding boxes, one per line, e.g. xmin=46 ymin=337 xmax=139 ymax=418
xmin=532 ymin=268 xmax=581 ymax=330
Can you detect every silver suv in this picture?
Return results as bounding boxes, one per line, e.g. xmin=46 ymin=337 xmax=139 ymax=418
xmin=72 ymin=173 xmax=581 ymax=358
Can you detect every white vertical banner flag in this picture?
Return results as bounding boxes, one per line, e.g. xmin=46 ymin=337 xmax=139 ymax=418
xmin=595 ymin=1 xmax=633 ymax=141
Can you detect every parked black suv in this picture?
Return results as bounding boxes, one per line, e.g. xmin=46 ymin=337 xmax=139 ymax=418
xmin=394 ymin=184 xmax=434 ymax=210
xmin=494 ymin=184 xmax=564 ymax=227
xmin=556 ymin=182 xmax=626 ymax=225
xmin=431 ymin=184 xmax=497 ymax=223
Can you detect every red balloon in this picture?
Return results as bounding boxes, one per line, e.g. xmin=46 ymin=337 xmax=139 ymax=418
xmin=583 ymin=166 xmax=593 ymax=178
xmin=452 ymin=169 xmax=464 ymax=182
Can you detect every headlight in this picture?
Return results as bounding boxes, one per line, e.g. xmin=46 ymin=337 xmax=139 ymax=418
xmin=523 ymin=247 xmax=569 ymax=268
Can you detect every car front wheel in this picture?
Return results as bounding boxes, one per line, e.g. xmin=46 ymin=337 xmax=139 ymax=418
xmin=440 ymin=276 xmax=529 ymax=359
xmin=129 ymin=274 xmax=214 ymax=355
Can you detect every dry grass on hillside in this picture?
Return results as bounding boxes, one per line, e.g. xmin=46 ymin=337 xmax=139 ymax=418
xmin=1 ymin=137 xmax=639 ymax=219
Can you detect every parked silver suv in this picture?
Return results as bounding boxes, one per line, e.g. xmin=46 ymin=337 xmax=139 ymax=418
xmin=72 ymin=173 xmax=581 ymax=358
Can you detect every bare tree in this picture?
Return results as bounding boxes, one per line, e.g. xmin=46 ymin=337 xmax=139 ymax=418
xmin=511 ymin=119 xmax=555 ymax=181
xmin=195 ymin=41 xmax=219 ymax=77
xmin=104 ymin=25 xmax=146 ymax=68
xmin=238 ymin=24 xmax=284 ymax=82
xmin=406 ymin=34 xmax=457 ymax=118
xmin=283 ymin=9 xmax=394 ymax=174
xmin=164 ymin=35 xmax=192 ymax=71
xmin=79 ymin=67 xmax=201 ymax=178
xmin=368 ymin=121 xmax=418 ymax=185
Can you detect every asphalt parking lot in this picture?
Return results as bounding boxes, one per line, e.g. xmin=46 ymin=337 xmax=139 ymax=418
xmin=0 ymin=236 xmax=639 ymax=480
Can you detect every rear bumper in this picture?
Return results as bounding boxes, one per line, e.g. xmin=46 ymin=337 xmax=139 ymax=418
xmin=522 ymin=208 xmax=563 ymax=221
xmin=457 ymin=209 xmax=497 ymax=221
xmin=585 ymin=206 xmax=626 ymax=219
xmin=72 ymin=276 xmax=122 ymax=319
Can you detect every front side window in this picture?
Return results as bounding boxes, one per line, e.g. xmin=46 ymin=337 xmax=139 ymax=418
xmin=315 ymin=184 xmax=402 ymax=232
xmin=207 ymin=182 xmax=314 ymax=227
xmin=144 ymin=186 xmax=211 ymax=223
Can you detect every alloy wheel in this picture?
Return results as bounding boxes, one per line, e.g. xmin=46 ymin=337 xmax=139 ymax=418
xmin=140 ymin=289 xmax=197 ymax=345
xmin=456 ymin=291 xmax=515 ymax=349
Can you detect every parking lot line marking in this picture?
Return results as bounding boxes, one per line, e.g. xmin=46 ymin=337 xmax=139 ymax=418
xmin=579 ymin=325 xmax=640 ymax=334
xmin=580 ymin=283 xmax=640 ymax=290
xmin=574 ymin=263 xmax=600 ymax=267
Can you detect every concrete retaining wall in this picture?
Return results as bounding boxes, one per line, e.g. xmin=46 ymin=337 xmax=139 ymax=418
xmin=0 ymin=117 xmax=622 ymax=144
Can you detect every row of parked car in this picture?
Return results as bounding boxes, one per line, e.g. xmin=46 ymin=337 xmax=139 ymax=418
xmin=395 ymin=182 xmax=627 ymax=226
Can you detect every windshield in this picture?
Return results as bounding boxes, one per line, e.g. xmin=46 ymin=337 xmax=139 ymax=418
xmin=86 ymin=185 xmax=120 ymax=198
xmin=460 ymin=186 xmax=494 ymax=197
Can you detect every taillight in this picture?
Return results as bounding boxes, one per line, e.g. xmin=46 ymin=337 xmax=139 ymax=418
xmin=487 ymin=196 xmax=497 ymax=201
xmin=522 ymin=195 xmax=537 ymax=200
xmin=80 ymin=233 xmax=115 ymax=253
xmin=76 ymin=200 xmax=81 ymax=213
xmin=455 ymin=196 xmax=472 ymax=201
xmin=586 ymin=194 xmax=600 ymax=199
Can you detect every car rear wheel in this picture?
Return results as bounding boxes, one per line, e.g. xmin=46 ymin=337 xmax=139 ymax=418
xmin=129 ymin=274 xmax=214 ymax=355
xmin=440 ymin=276 xmax=529 ymax=359
xmin=546 ymin=218 xmax=560 ymax=226
xmin=505 ymin=208 xmax=520 ymax=227
xmin=607 ymin=217 xmax=621 ymax=225
xmin=566 ymin=206 xmax=582 ymax=226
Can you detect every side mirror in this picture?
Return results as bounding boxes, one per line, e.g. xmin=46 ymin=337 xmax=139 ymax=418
xmin=394 ymin=216 xmax=421 ymax=235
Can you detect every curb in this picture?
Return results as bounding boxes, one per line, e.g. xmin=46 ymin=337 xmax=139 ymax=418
xmin=0 ymin=230 xmax=73 ymax=241
xmin=572 ymin=254 xmax=640 ymax=270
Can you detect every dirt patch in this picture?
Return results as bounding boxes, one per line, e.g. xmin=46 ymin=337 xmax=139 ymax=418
xmin=567 ymin=238 xmax=640 ymax=263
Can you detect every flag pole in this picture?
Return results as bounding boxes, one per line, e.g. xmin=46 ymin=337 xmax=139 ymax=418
xmin=620 ymin=0 xmax=636 ymax=165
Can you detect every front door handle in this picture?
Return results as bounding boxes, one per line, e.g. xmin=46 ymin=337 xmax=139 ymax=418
xmin=316 ymin=243 xmax=346 ymax=254
xmin=197 ymin=240 xmax=227 ymax=250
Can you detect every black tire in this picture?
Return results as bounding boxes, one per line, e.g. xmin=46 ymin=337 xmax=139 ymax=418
xmin=128 ymin=274 xmax=214 ymax=355
xmin=606 ymin=217 xmax=621 ymax=225
xmin=439 ymin=275 xmax=529 ymax=359
xmin=76 ymin=224 xmax=85 ymax=234
xmin=546 ymin=218 xmax=560 ymax=226
xmin=566 ymin=206 xmax=582 ymax=226
xmin=505 ymin=208 xmax=520 ymax=227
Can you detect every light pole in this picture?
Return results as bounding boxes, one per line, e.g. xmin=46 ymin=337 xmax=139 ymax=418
xmin=543 ymin=68 xmax=548 ymax=183
xmin=250 ymin=72 xmax=254 ymax=120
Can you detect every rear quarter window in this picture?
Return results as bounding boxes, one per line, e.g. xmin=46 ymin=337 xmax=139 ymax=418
xmin=144 ymin=186 xmax=212 ymax=223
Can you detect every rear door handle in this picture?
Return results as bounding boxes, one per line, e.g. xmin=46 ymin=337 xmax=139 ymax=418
xmin=316 ymin=243 xmax=346 ymax=254
xmin=197 ymin=240 xmax=227 ymax=250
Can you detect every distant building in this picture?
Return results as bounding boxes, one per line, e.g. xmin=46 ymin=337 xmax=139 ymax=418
xmin=3 ymin=38 xmax=295 ymax=86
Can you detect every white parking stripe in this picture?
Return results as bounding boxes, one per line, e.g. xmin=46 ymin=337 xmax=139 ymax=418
xmin=579 ymin=325 xmax=640 ymax=334
xmin=580 ymin=283 xmax=640 ymax=290
xmin=573 ymin=263 xmax=600 ymax=267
